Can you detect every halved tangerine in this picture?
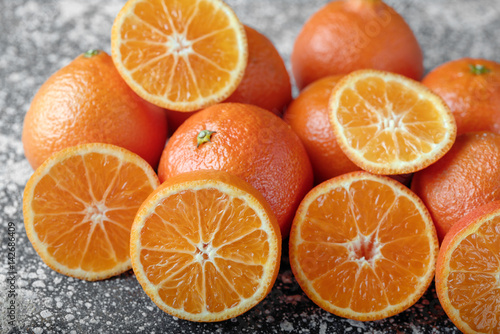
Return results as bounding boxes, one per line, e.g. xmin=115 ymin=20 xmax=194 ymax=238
xmin=23 ymin=143 xmax=160 ymax=281
xmin=329 ymin=70 xmax=456 ymax=175
xmin=436 ymin=200 xmax=500 ymax=334
xmin=130 ymin=169 xmax=281 ymax=322
xmin=289 ymin=171 xmax=439 ymax=321
xmin=111 ymin=0 xmax=248 ymax=111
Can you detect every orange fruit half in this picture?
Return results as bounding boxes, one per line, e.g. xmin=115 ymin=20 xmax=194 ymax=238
xmin=111 ymin=0 xmax=247 ymax=111
xmin=22 ymin=143 xmax=160 ymax=281
xmin=289 ymin=171 xmax=439 ymax=321
xmin=130 ymin=170 xmax=281 ymax=322
xmin=329 ymin=70 xmax=456 ymax=175
xmin=436 ymin=200 xmax=500 ymax=334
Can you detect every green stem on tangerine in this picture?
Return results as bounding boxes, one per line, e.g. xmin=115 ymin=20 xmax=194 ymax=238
xmin=84 ymin=49 xmax=101 ymax=58
xmin=197 ymin=130 xmax=216 ymax=148
xmin=469 ymin=64 xmax=491 ymax=75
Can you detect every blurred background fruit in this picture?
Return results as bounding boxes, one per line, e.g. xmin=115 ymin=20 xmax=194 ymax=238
xmin=422 ymin=58 xmax=500 ymax=135
xmin=22 ymin=50 xmax=168 ymax=170
xmin=291 ymin=0 xmax=423 ymax=90
xmin=158 ymin=103 xmax=313 ymax=238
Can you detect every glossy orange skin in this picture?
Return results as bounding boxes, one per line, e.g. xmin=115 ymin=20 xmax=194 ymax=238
xmin=158 ymin=103 xmax=313 ymax=238
xmin=283 ymin=75 xmax=361 ymax=184
xmin=412 ymin=132 xmax=500 ymax=242
xmin=22 ymin=50 xmax=168 ymax=169
xmin=166 ymin=25 xmax=292 ymax=133
xmin=422 ymin=58 xmax=500 ymax=135
xmin=291 ymin=0 xmax=423 ymax=90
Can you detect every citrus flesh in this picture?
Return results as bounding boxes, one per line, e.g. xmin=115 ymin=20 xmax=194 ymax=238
xmin=111 ymin=0 xmax=248 ymax=111
xmin=289 ymin=171 xmax=439 ymax=321
xmin=23 ymin=143 xmax=160 ymax=281
xmin=329 ymin=70 xmax=456 ymax=175
xmin=436 ymin=201 xmax=500 ymax=334
xmin=130 ymin=170 xmax=281 ymax=322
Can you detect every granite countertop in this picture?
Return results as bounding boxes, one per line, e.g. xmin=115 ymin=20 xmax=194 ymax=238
xmin=1 ymin=0 xmax=499 ymax=333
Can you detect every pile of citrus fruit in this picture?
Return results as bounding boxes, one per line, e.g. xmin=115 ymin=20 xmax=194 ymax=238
xmin=21 ymin=0 xmax=500 ymax=331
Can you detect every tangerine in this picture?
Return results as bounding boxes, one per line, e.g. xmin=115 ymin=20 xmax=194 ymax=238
xmin=291 ymin=0 xmax=423 ymax=90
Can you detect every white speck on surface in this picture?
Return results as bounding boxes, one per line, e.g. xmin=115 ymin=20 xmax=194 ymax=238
xmin=319 ymin=322 xmax=327 ymax=334
xmin=65 ymin=314 xmax=75 ymax=321
xmin=280 ymin=320 xmax=294 ymax=332
xmin=346 ymin=319 xmax=366 ymax=330
xmin=4 ymin=205 xmax=16 ymax=215
xmin=285 ymin=295 xmax=303 ymax=304
xmin=40 ymin=310 xmax=52 ymax=318
xmin=33 ymin=328 xmax=43 ymax=334
xmin=33 ymin=280 xmax=46 ymax=288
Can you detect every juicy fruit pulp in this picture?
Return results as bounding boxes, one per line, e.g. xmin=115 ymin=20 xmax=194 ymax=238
xmin=130 ymin=170 xmax=281 ymax=322
xmin=111 ymin=0 xmax=248 ymax=111
xmin=436 ymin=201 xmax=500 ymax=334
xmin=329 ymin=70 xmax=456 ymax=175
xmin=290 ymin=172 xmax=439 ymax=321
xmin=23 ymin=143 xmax=160 ymax=281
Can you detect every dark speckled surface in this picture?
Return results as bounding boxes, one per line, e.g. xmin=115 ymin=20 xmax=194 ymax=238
xmin=1 ymin=0 xmax=499 ymax=333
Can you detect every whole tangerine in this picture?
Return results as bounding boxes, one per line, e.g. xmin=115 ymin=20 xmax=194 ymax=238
xmin=291 ymin=0 xmax=423 ymax=90
xmin=422 ymin=58 xmax=500 ymax=135
xmin=158 ymin=103 xmax=313 ymax=238
xmin=412 ymin=132 xmax=500 ymax=241
xmin=22 ymin=49 xmax=168 ymax=169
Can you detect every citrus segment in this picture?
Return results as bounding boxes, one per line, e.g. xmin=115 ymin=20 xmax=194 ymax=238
xmin=329 ymin=70 xmax=456 ymax=175
xmin=289 ymin=171 xmax=438 ymax=321
xmin=130 ymin=170 xmax=281 ymax=322
xmin=436 ymin=201 xmax=500 ymax=334
xmin=23 ymin=143 xmax=160 ymax=281
xmin=111 ymin=0 xmax=247 ymax=111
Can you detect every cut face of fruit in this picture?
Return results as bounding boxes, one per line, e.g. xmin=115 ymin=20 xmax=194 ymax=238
xmin=289 ymin=171 xmax=439 ymax=321
xmin=22 ymin=143 xmax=160 ymax=281
xmin=436 ymin=201 xmax=500 ymax=334
xmin=130 ymin=170 xmax=281 ymax=322
xmin=111 ymin=0 xmax=248 ymax=111
xmin=329 ymin=70 xmax=456 ymax=175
